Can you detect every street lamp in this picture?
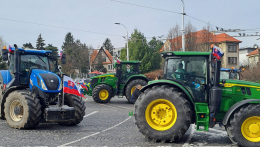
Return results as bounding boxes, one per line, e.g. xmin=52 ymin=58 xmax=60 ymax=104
xmin=181 ymin=0 xmax=186 ymax=51
xmin=115 ymin=23 xmax=129 ymax=61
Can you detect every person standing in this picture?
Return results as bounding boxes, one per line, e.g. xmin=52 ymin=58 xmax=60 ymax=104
xmin=131 ymin=84 xmax=142 ymax=104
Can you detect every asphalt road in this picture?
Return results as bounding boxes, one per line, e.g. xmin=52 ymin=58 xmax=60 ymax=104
xmin=0 ymin=95 xmax=236 ymax=146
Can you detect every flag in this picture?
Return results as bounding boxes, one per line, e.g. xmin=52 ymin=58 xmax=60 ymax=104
xmin=117 ymin=58 xmax=121 ymax=64
xmin=63 ymin=75 xmax=82 ymax=97
xmin=79 ymin=79 xmax=88 ymax=91
xmin=212 ymin=45 xmax=224 ymax=60
xmin=77 ymin=84 xmax=85 ymax=98
xmin=60 ymin=51 xmax=62 ymax=59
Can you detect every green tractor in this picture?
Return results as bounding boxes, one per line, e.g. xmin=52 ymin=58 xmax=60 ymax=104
xmin=85 ymin=61 xmax=148 ymax=103
xmin=134 ymin=51 xmax=260 ymax=146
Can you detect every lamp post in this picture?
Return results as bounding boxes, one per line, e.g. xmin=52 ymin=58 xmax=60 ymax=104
xmin=115 ymin=23 xmax=129 ymax=61
xmin=181 ymin=0 xmax=186 ymax=51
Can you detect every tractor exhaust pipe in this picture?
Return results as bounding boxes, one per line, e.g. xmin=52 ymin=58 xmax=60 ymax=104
xmin=13 ymin=44 xmax=20 ymax=86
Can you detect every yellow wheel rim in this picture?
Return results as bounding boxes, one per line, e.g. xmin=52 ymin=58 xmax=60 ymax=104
xmin=10 ymin=100 xmax=23 ymax=122
xmin=241 ymin=116 xmax=260 ymax=142
xmin=99 ymin=89 xmax=109 ymax=100
xmin=145 ymin=99 xmax=177 ymax=131
xmin=131 ymin=86 xmax=136 ymax=95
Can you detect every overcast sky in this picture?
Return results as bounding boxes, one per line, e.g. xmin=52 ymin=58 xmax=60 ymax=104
xmin=0 ymin=0 xmax=260 ymax=51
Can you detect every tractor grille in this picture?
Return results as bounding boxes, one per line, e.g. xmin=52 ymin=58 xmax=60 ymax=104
xmin=39 ymin=73 xmax=59 ymax=90
xmin=90 ymin=78 xmax=98 ymax=87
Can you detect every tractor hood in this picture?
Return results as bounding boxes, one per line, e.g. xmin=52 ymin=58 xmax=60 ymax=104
xmin=223 ymin=79 xmax=260 ymax=88
xmin=91 ymin=73 xmax=115 ymax=79
xmin=31 ymin=69 xmax=61 ymax=92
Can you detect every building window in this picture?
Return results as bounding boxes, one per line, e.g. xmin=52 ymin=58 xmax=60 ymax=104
xmin=108 ymin=65 xmax=110 ymax=70
xmin=118 ymin=51 xmax=121 ymax=56
xmin=228 ymin=57 xmax=237 ymax=64
xmin=228 ymin=45 xmax=237 ymax=52
xmin=103 ymin=57 xmax=106 ymax=62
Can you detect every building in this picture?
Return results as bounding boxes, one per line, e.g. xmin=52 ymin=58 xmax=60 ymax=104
xmin=113 ymin=47 xmax=124 ymax=58
xmin=160 ymin=30 xmax=242 ymax=68
xmin=239 ymin=45 xmax=258 ymax=66
xmin=90 ymin=47 xmax=113 ymax=73
xmin=246 ymin=47 xmax=260 ymax=67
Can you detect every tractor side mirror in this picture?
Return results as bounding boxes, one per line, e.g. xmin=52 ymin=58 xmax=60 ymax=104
xmin=2 ymin=47 xmax=8 ymax=61
xmin=61 ymin=53 xmax=66 ymax=64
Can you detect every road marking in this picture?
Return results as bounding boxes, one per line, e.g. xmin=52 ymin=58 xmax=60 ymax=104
xmin=58 ymin=116 xmax=132 ymax=146
xmin=182 ymin=124 xmax=195 ymax=147
xmin=83 ymin=111 xmax=98 ymax=118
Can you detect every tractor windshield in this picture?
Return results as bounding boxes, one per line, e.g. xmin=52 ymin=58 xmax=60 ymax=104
xmin=220 ymin=71 xmax=239 ymax=80
xmin=165 ymin=56 xmax=207 ymax=102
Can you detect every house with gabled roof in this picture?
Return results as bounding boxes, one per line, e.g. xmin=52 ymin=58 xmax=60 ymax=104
xmin=90 ymin=47 xmax=113 ymax=73
xmin=160 ymin=30 xmax=242 ymax=68
xmin=246 ymin=47 xmax=260 ymax=67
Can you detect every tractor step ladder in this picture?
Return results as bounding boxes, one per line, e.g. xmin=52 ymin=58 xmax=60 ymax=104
xmin=195 ymin=103 xmax=209 ymax=131
xmin=117 ymin=84 xmax=125 ymax=98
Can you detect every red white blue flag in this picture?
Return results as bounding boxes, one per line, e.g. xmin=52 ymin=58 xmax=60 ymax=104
xmin=79 ymin=80 xmax=88 ymax=91
xmin=212 ymin=45 xmax=224 ymax=60
xmin=117 ymin=58 xmax=121 ymax=64
xmin=63 ymin=75 xmax=82 ymax=97
xmin=60 ymin=51 xmax=62 ymax=59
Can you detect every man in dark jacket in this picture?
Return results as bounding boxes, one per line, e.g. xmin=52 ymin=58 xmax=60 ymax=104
xmin=131 ymin=84 xmax=142 ymax=104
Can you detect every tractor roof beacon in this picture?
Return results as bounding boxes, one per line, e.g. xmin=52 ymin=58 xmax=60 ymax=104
xmin=0 ymin=45 xmax=86 ymax=129
xmin=134 ymin=51 xmax=260 ymax=146
xmin=85 ymin=60 xmax=148 ymax=103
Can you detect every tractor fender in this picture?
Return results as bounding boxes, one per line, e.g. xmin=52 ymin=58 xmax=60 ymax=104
xmin=123 ymin=75 xmax=148 ymax=95
xmin=222 ymin=99 xmax=260 ymax=125
xmin=0 ymin=85 xmax=28 ymax=118
xmin=140 ymin=80 xmax=194 ymax=104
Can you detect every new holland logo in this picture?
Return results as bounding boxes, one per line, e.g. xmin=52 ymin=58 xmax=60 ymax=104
xmin=50 ymin=80 xmax=54 ymax=82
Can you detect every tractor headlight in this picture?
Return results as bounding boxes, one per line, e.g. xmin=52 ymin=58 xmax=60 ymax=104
xmin=41 ymin=79 xmax=48 ymax=90
xmin=58 ymin=82 xmax=62 ymax=91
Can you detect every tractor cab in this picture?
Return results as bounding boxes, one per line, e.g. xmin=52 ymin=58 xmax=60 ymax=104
xmin=163 ymin=52 xmax=208 ymax=102
xmin=220 ymin=68 xmax=243 ymax=80
xmin=115 ymin=61 xmax=140 ymax=84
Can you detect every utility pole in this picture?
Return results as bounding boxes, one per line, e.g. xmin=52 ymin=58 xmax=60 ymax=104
xmin=181 ymin=0 xmax=186 ymax=51
xmin=115 ymin=23 xmax=129 ymax=61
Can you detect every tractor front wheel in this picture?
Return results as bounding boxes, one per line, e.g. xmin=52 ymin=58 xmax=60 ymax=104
xmin=134 ymin=85 xmax=192 ymax=142
xmin=59 ymin=94 xmax=86 ymax=126
xmin=226 ymin=104 xmax=260 ymax=147
xmin=125 ymin=79 xmax=147 ymax=103
xmin=4 ymin=90 xmax=42 ymax=129
xmin=92 ymin=84 xmax=113 ymax=103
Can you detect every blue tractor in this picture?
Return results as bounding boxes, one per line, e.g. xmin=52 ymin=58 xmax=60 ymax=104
xmin=0 ymin=44 xmax=86 ymax=129
xmin=220 ymin=68 xmax=243 ymax=80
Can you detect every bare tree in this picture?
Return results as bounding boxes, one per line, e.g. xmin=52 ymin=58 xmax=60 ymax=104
xmin=0 ymin=36 xmax=7 ymax=54
xmin=167 ymin=24 xmax=181 ymax=51
xmin=185 ymin=21 xmax=197 ymax=51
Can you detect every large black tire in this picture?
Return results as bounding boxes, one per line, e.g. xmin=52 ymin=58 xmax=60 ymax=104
xmin=134 ymin=85 xmax=192 ymax=142
xmin=59 ymin=94 xmax=86 ymax=126
xmin=4 ymin=90 xmax=42 ymax=129
xmin=92 ymin=84 xmax=113 ymax=103
xmin=125 ymin=79 xmax=147 ymax=103
xmin=226 ymin=104 xmax=260 ymax=147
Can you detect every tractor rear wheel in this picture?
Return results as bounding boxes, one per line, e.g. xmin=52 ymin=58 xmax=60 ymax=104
xmin=134 ymin=85 xmax=192 ymax=142
xmin=59 ymin=94 xmax=86 ymax=126
xmin=226 ymin=104 xmax=260 ymax=147
xmin=92 ymin=84 xmax=113 ymax=103
xmin=4 ymin=90 xmax=42 ymax=129
xmin=125 ymin=79 xmax=147 ymax=103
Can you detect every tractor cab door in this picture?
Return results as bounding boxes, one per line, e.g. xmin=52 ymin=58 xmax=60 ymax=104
xmin=119 ymin=63 xmax=139 ymax=83
xmin=164 ymin=56 xmax=208 ymax=102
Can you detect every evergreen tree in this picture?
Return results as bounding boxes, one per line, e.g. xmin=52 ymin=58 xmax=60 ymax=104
xmin=36 ymin=34 xmax=45 ymax=50
xmin=62 ymin=32 xmax=75 ymax=54
xmin=45 ymin=44 xmax=58 ymax=56
xmin=23 ymin=42 xmax=34 ymax=49
xmin=102 ymin=38 xmax=114 ymax=56
xmin=120 ymin=29 xmax=163 ymax=73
